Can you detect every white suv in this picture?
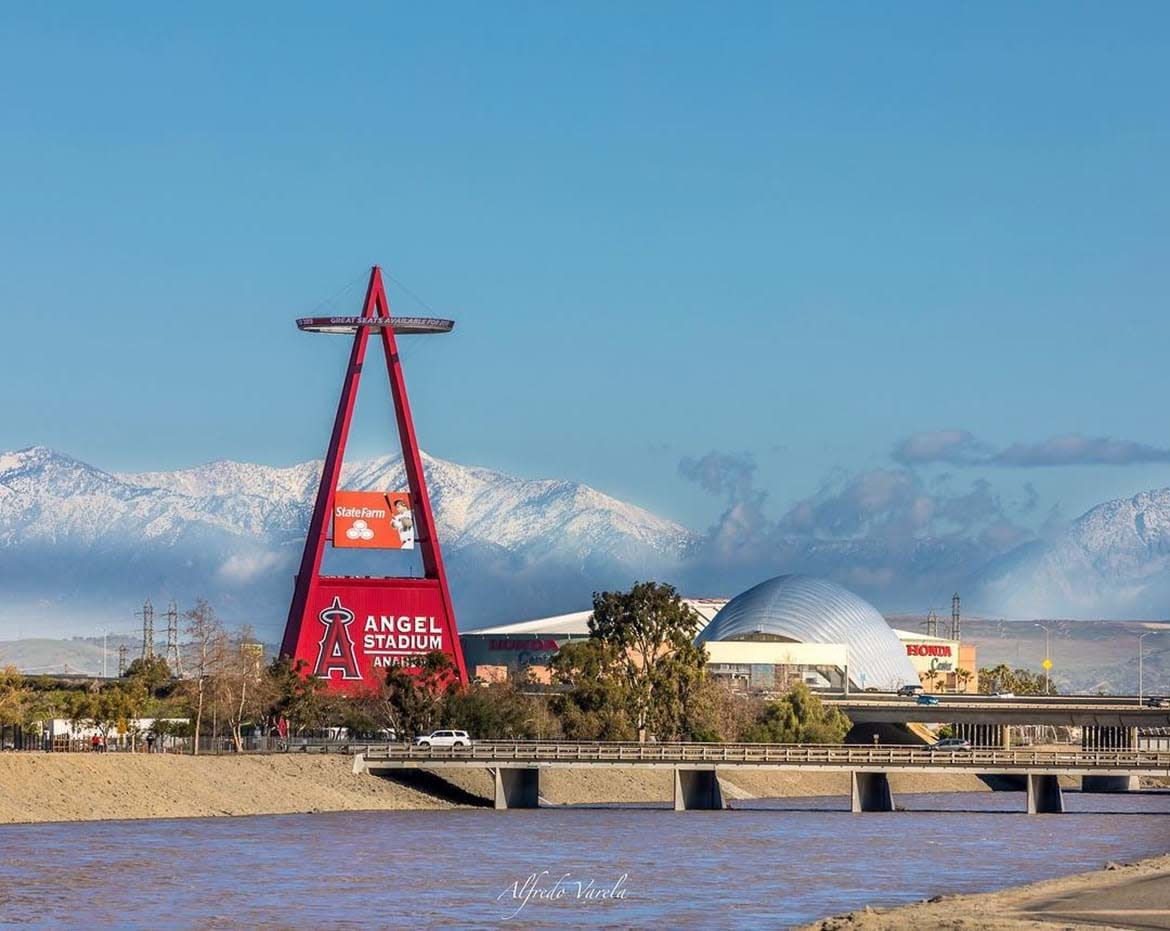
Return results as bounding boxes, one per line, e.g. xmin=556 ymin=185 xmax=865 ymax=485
xmin=413 ymin=729 xmax=470 ymax=749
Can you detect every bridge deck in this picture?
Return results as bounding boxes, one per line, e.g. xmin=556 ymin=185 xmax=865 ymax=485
xmin=358 ymin=742 xmax=1170 ymax=777
xmin=823 ymin=698 xmax=1170 ymax=727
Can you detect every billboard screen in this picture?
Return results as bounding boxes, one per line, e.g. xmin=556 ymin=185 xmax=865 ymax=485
xmin=332 ymin=490 xmax=414 ymax=549
xmin=291 ymin=578 xmax=457 ymax=687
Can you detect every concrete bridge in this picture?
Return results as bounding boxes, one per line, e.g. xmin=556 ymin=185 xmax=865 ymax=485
xmin=354 ymin=741 xmax=1170 ymax=814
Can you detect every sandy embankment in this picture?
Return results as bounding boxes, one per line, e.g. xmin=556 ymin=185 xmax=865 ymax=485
xmin=0 ymin=754 xmax=455 ymax=824
xmin=796 ymin=853 xmax=1170 ymax=931
xmin=0 ymin=754 xmax=1002 ymax=824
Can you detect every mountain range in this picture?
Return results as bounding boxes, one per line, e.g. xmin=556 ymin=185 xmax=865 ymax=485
xmin=975 ymin=488 xmax=1170 ymax=620
xmin=0 ymin=445 xmax=1167 ymax=643
xmin=0 ymin=446 xmax=694 ymax=639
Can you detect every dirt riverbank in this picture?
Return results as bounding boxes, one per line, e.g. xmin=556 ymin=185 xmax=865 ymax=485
xmin=797 ymin=853 xmax=1170 ymax=930
xmin=0 ymin=754 xmax=1002 ymax=823
xmin=0 ymin=753 xmax=454 ymax=823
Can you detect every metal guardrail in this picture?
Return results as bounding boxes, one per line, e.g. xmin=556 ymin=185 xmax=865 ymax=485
xmin=360 ymin=740 xmax=1170 ymax=771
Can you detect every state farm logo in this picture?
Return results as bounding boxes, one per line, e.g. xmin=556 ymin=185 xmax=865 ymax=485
xmin=906 ymin=643 xmax=953 ymax=657
xmin=314 ymin=596 xmax=362 ymax=680
xmin=345 ymin=518 xmax=376 ymax=542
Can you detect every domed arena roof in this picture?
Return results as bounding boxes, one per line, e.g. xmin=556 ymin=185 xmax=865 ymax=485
xmin=697 ymin=574 xmax=918 ymax=691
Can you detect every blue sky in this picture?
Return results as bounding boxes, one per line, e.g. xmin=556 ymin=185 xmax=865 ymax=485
xmin=1 ymin=3 xmax=1168 ymax=534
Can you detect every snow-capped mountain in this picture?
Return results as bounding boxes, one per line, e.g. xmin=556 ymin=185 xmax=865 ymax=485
xmin=974 ymin=489 xmax=1170 ymax=619
xmin=6 ymin=444 xmax=1169 ymax=643
xmin=0 ymin=446 xmax=696 ymax=638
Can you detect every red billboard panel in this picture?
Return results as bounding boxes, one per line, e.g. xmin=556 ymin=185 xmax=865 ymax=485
xmin=287 ymin=577 xmax=457 ymax=689
xmin=332 ymin=490 xmax=414 ymax=549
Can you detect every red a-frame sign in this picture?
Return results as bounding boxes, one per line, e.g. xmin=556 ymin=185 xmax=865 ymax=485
xmin=280 ymin=266 xmax=468 ymax=689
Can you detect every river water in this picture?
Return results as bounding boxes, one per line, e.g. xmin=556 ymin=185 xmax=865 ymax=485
xmin=1 ymin=792 xmax=1168 ymax=928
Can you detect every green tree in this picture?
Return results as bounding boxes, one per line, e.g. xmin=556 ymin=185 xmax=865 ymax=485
xmin=744 ymin=683 xmax=851 ymax=744
xmin=371 ymin=651 xmax=455 ymax=739
xmin=979 ymin=664 xmax=1014 ymax=694
xmin=64 ymin=690 xmax=95 ymax=740
xmin=149 ymin=717 xmax=190 ymax=752
xmin=550 ymin=639 xmax=635 ymax=741
xmin=588 ymin=581 xmax=708 ymax=742
xmin=265 ymin=657 xmax=328 ymax=736
xmin=123 ymin=655 xmax=173 ymax=694
xmin=0 ymin=666 xmax=28 ymax=730
xmin=441 ymin=681 xmax=548 ymax=740
xmin=978 ymin=665 xmax=1056 ymax=696
xmin=97 ymin=689 xmax=128 ymax=741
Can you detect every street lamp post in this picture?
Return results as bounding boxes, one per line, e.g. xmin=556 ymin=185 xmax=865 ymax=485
xmin=1138 ymin=632 xmax=1152 ymax=704
xmin=1034 ymin=623 xmax=1051 ymax=695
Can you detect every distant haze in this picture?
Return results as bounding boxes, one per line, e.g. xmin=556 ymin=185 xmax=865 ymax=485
xmin=1 ymin=446 xmax=1169 ymax=644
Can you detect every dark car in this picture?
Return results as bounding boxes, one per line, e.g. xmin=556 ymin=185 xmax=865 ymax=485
xmin=1145 ymin=696 xmax=1168 ymax=708
xmin=930 ymin=737 xmax=972 ymax=752
xmin=897 ymin=684 xmax=924 ymax=697
xmin=916 ymin=694 xmax=941 ymax=706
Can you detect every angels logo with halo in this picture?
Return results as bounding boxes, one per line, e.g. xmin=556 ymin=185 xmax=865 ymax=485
xmin=313 ymin=596 xmax=362 ymax=680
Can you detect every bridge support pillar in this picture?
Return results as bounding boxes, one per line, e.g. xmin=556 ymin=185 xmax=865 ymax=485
xmin=850 ymin=771 xmax=895 ymax=813
xmin=1026 ymin=774 xmax=1064 ymax=814
xmin=492 ymin=767 xmax=540 ymax=810
xmin=1081 ymin=775 xmax=1139 ymax=793
xmin=954 ymin=723 xmax=1008 ymax=748
xmin=673 ymin=768 xmax=725 ymax=811
xmin=1083 ymin=726 xmax=1138 ymax=751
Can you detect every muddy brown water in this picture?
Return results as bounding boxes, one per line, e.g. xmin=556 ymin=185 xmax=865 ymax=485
xmin=1 ymin=791 xmax=1168 ymax=928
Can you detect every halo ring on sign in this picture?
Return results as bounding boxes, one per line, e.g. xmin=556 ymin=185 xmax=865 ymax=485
xmin=296 ymin=316 xmax=455 ymax=335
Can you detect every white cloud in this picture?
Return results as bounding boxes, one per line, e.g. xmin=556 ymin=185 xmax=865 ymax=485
xmin=216 ymin=551 xmax=285 ymax=585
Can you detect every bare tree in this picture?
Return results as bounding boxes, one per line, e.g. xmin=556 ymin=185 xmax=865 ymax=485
xmin=183 ymin=598 xmax=227 ymax=755
xmin=215 ymin=626 xmax=269 ymax=752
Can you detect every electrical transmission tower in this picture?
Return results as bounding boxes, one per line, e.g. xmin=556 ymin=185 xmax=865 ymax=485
xmin=117 ymin=644 xmax=128 ymax=676
xmin=924 ymin=609 xmax=938 ymax=638
xmin=164 ymin=600 xmax=183 ymax=677
xmin=135 ymin=598 xmax=155 ymax=660
xmin=951 ymin=592 xmax=961 ymax=641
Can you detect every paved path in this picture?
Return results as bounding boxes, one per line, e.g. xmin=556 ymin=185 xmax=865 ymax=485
xmin=1019 ymin=871 xmax=1170 ymax=930
xmin=798 ymin=855 xmax=1170 ymax=930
